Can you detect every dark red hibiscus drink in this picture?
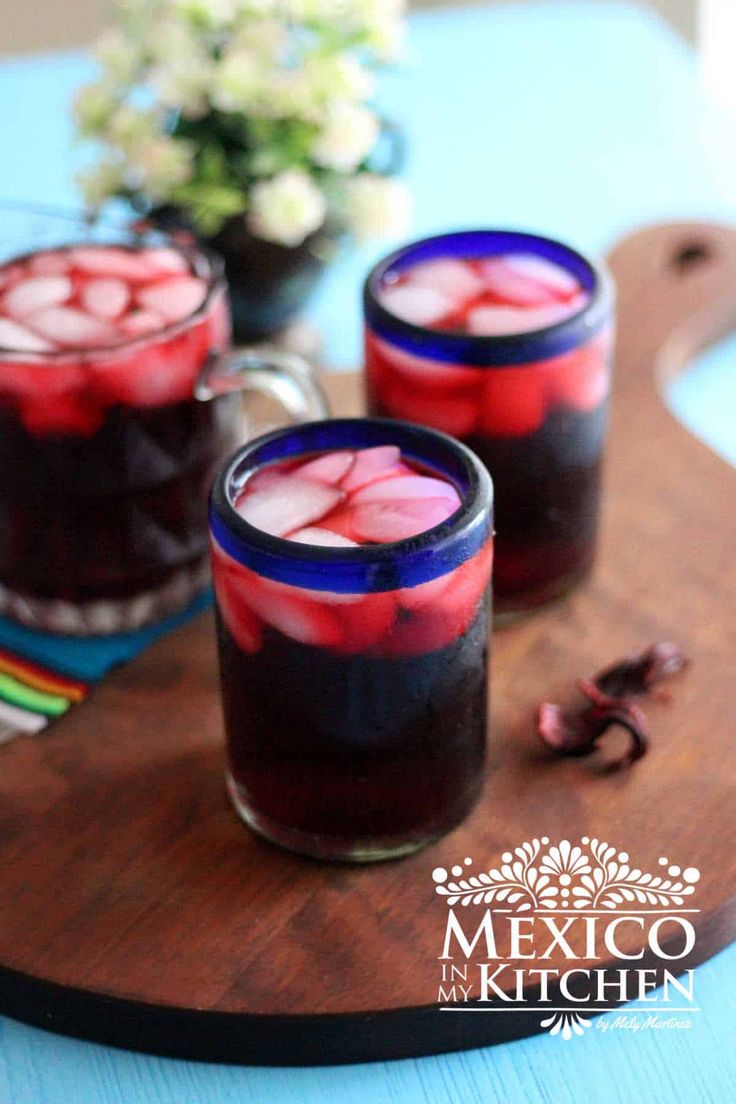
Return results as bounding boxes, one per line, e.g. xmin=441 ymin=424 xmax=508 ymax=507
xmin=364 ymin=231 xmax=614 ymax=616
xmin=210 ymin=419 xmax=494 ymax=861
xmin=0 ymin=212 xmax=326 ymax=635
xmin=0 ymin=233 xmax=238 ymax=633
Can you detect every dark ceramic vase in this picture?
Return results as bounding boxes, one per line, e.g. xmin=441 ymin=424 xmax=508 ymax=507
xmin=208 ymin=218 xmax=340 ymax=342
xmin=148 ymin=206 xmax=340 ymax=343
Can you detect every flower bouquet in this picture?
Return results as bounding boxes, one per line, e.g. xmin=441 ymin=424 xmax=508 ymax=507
xmin=74 ymin=0 xmax=411 ymax=339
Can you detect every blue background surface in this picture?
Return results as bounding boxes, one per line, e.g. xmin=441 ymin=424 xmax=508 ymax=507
xmin=0 ymin=3 xmax=735 ymax=1100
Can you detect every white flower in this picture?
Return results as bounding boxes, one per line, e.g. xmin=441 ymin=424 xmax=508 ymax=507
xmin=152 ymin=55 xmax=213 ymax=118
xmin=230 ymin=17 xmax=284 ymax=55
xmin=149 ymin=16 xmax=204 ymax=66
xmin=172 ymin=0 xmax=239 ymax=25
xmin=302 ymin=53 xmax=375 ymax=107
xmin=93 ymin=28 xmax=143 ymax=85
xmin=73 ymin=81 xmax=120 ymax=137
xmin=106 ymin=106 xmax=159 ymax=152
xmin=358 ymin=0 xmax=406 ymax=60
xmin=210 ymin=47 xmax=267 ymax=112
xmin=312 ymin=102 xmax=379 ymax=172
xmin=76 ymin=160 xmax=125 ymax=207
xmin=344 ymin=173 xmax=411 ymax=240
xmin=130 ymin=136 xmax=195 ymax=199
xmin=248 ymin=169 xmax=327 ymax=245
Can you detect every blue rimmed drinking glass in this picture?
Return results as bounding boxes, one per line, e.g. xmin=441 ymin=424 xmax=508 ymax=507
xmin=364 ymin=229 xmax=615 ymax=617
xmin=209 ymin=417 xmax=494 ymax=862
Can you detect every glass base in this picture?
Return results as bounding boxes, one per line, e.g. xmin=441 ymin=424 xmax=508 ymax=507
xmin=226 ymin=771 xmax=443 ymax=864
xmin=0 ymin=558 xmax=211 ymax=636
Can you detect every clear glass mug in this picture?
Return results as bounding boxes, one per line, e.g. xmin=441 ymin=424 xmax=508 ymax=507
xmin=0 ymin=205 xmax=327 ymax=635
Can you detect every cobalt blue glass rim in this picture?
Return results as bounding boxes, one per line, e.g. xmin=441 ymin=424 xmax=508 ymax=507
xmin=363 ymin=228 xmax=614 ymax=366
xmin=209 ymin=418 xmax=494 ymax=593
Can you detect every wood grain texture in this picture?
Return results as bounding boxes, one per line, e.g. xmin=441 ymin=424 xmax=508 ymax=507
xmin=0 ymin=222 xmax=734 ymax=1064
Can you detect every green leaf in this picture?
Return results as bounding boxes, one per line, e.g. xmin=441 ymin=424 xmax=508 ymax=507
xmin=170 ymin=180 xmax=247 ymax=236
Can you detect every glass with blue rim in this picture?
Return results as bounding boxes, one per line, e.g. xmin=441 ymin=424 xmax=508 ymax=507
xmin=209 ymin=417 xmax=494 ymax=862
xmin=364 ymin=229 xmax=615 ymax=617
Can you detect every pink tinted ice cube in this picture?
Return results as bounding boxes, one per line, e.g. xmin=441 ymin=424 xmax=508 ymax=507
xmin=137 ymin=276 xmax=207 ymax=323
xmin=71 ymin=247 xmax=160 ymax=282
xmin=380 ymin=284 xmax=454 ymax=327
xmin=503 ymin=253 xmax=580 ymax=299
xmin=118 ymin=310 xmax=166 ymax=339
xmin=27 ymin=306 xmax=118 ymax=348
xmin=407 ymin=258 xmax=484 ymax=301
xmin=0 ymin=317 xmax=54 ymax=353
xmin=289 ymin=527 xmax=359 ymax=547
xmin=28 ymin=252 xmax=71 ymax=277
xmin=236 ymin=477 xmax=344 ymax=537
xmin=341 ymin=445 xmax=402 ymax=491
xmin=349 ymin=498 xmax=457 ymax=543
xmin=296 ymin=450 xmax=355 ymax=486
xmin=351 ymin=473 xmax=461 ymax=510
xmin=480 ymin=259 xmax=559 ymax=308
xmin=467 ymin=299 xmax=583 ymax=335
xmin=3 ymin=276 xmax=72 ymax=319
xmin=81 ymin=278 xmax=131 ymax=319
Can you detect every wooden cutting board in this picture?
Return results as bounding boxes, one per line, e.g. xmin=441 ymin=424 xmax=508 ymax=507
xmin=0 ymin=223 xmax=734 ymax=1065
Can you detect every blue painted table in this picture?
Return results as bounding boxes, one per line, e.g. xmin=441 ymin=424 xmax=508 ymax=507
xmin=0 ymin=3 xmax=735 ymax=1100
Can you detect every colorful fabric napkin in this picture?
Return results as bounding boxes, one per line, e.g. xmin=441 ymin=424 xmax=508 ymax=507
xmin=0 ymin=589 xmax=212 ymax=745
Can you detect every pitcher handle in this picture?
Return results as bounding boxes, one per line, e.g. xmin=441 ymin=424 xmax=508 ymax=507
xmin=195 ymin=347 xmax=330 ymax=423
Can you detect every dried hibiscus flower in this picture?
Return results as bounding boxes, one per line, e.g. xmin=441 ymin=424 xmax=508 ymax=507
xmin=593 ymin=641 xmax=689 ymax=699
xmin=536 ymin=642 xmax=689 ymax=767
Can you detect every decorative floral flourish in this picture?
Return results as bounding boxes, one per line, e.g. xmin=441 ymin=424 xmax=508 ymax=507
xmin=540 ymin=1011 xmax=591 ymax=1040
xmin=432 ymin=838 xmax=700 ymax=911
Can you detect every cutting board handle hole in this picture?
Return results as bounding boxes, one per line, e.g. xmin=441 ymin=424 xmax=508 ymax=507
xmin=672 ymin=241 xmax=711 ymax=272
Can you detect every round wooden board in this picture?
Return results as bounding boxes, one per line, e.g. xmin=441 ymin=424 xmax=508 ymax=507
xmin=0 ymin=223 xmax=735 ymax=1065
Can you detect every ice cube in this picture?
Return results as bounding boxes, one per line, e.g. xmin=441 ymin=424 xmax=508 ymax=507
xmin=70 ymin=247 xmax=159 ymax=282
xmin=0 ymin=317 xmax=54 ymax=353
xmin=341 ymin=445 xmax=402 ymax=491
xmin=503 ymin=253 xmax=579 ymax=299
xmin=481 ymin=257 xmax=566 ymax=308
xmin=289 ymin=527 xmax=358 ymax=547
xmin=382 ymin=377 xmax=479 ymax=437
xmin=81 ymin=278 xmax=131 ymax=319
xmin=397 ymin=571 xmax=455 ymax=610
xmin=28 ymin=306 xmax=118 ymax=348
xmin=3 ymin=276 xmax=72 ymax=318
xmin=28 ymin=252 xmax=71 ymax=277
xmin=351 ymin=473 xmax=461 ymax=510
xmin=550 ymin=348 xmax=609 ymax=412
xmin=379 ymin=284 xmax=454 ymax=327
xmin=213 ymin=572 xmax=263 ymax=654
xmin=118 ymin=310 xmax=166 ymax=338
xmin=479 ymin=367 xmax=545 ymax=437
xmin=467 ymin=301 xmax=578 ymax=335
xmin=407 ymin=258 xmax=484 ymax=301
xmin=144 ymin=247 xmax=189 ymax=275
xmin=236 ymin=477 xmax=344 ymax=537
xmin=369 ymin=335 xmax=480 ymax=390
xmin=335 ymin=591 xmax=397 ymax=653
xmin=0 ymin=263 xmax=27 ymax=291
xmin=244 ymin=577 xmax=344 ymax=648
xmin=350 ymin=498 xmax=457 ymax=543
xmin=296 ymin=450 xmax=355 ymax=486
xmin=137 ymin=276 xmax=207 ymax=323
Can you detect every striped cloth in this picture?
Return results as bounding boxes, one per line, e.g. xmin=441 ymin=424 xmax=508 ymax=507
xmin=0 ymin=646 xmax=90 ymax=744
xmin=0 ymin=590 xmax=212 ymax=746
